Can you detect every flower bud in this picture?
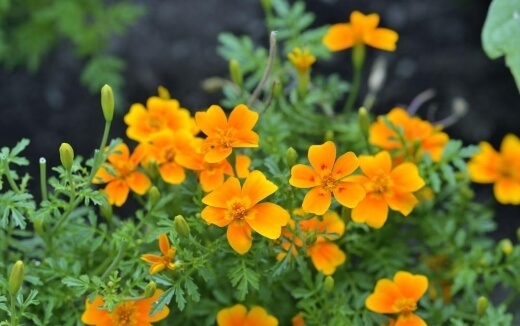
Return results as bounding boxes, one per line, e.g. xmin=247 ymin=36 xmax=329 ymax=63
xmin=324 ymin=276 xmax=334 ymax=292
xmin=305 ymin=232 xmax=317 ymax=246
xmin=101 ymin=84 xmax=114 ymax=122
xmin=358 ymin=107 xmax=370 ymax=138
xmin=173 ymin=215 xmax=190 ymax=238
xmin=324 ymin=130 xmax=334 ymax=142
xmin=476 ymin=296 xmax=488 ymax=317
xmin=157 ymin=86 xmax=170 ymax=99
xmin=59 ymin=143 xmax=74 ymax=171
xmin=148 ymin=186 xmax=160 ymax=206
xmin=499 ymin=239 xmax=513 ymax=256
xmin=144 ymin=281 xmax=157 ymax=298
xmin=273 ymin=79 xmax=283 ymax=99
xmin=286 ymin=147 xmax=298 ymax=167
xmin=229 ymin=59 xmax=243 ymax=87
xmin=9 ymin=260 xmax=24 ymax=295
xmin=33 ymin=217 xmax=45 ymax=237
xmin=100 ymin=201 xmax=113 ymax=222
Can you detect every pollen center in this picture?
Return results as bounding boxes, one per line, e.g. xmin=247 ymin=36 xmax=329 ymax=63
xmin=371 ymin=171 xmax=393 ymax=195
xmin=394 ymin=297 xmax=417 ymax=314
xmin=320 ymin=173 xmax=337 ymax=191
xmin=227 ymin=198 xmax=250 ymax=220
xmin=498 ymin=160 xmax=516 ymax=179
xmin=216 ymin=128 xmax=237 ymax=148
xmin=148 ymin=115 xmax=165 ymax=130
xmin=112 ymin=302 xmax=137 ymax=326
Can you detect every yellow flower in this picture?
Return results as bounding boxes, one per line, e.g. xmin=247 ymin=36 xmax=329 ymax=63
xmin=350 ymin=151 xmax=425 ymax=228
xmin=289 ymin=141 xmax=366 ymax=215
xmin=195 ymin=104 xmax=259 ymax=163
xmin=288 ymin=47 xmax=316 ymax=73
xmin=468 ymin=133 xmax=520 ymax=204
xmin=141 ymin=233 xmax=176 ymax=274
xmin=323 ymin=11 xmax=398 ymax=52
xmin=366 ymin=271 xmax=428 ymax=326
xmin=201 ymin=170 xmax=290 ymax=254
xmin=217 ymin=304 xmax=278 ymax=326
xmin=93 ymin=143 xmax=152 ymax=207
xmin=81 ymin=289 xmax=169 ymax=325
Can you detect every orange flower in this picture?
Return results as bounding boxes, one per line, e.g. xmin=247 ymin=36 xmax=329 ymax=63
xmin=81 ymin=289 xmax=169 ymax=326
xmin=93 ymin=143 xmax=151 ymax=207
xmin=289 ymin=141 xmax=366 ymax=215
xmin=217 ymin=304 xmax=278 ymax=326
xmin=288 ymin=47 xmax=316 ymax=73
xmin=291 ymin=313 xmax=306 ymax=326
xmin=350 ymin=151 xmax=425 ymax=228
xmin=141 ymin=233 xmax=176 ymax=274
xmin=124 ymin=95 xmax=198 ymax=143
xmin=323 ymin=11 xmax=398 ymax=52
xmin=278 ymin=210 xmax=346 ymax=275
xmin=366 ymin=271 xmax=428 ymax=326
xmin=369 ymin=107 xmax=449 ymax=163
xmin=468 ymin=133 xmax=520 ymax=204
xmin=201 ymin=170 xmax=290 ymax=254
xmin=195 ymin=104 xmax=259 ymax=163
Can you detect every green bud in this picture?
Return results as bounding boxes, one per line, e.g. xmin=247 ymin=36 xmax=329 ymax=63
xmin=107 ymin=281 xmax=115 ymax=289
xmin=324 ymin=276 xmax=334 ymax=292
xmin=144 ymin=281 xmax=157 ymax=298
xmin=305 ymin=232 xmax=317 ymax=246
xmin=358 ymin=107 xmax=370 ymax=138
xmin=9 ymin=260 xmax=24 ymax=295
xmin=476 ymin=296 xmax=489 ymax=317
xmin=100 ymin=201 xmax=113 ymax=222
xmin=273 ymin=79 xmax=283 ymax=99
xmin=229 ymin=59 xmax=243 ymax=87
xmin=101 ymin=84 xmax=114 ymax=122
xmin=324 ymin=130 xmax=334 ymax=142
xmin=33 ymin=217 xmax=45 ymax=237
xmin=499 ymin=239 xmax=513 ymax=256
xmin=286 ymin=147 xmax=298 ymax=167
xmin=148 ymin=186 xmax=161 ymax=206
xmin=59 ymin=143 xmax=74 ymax=171
xmin=173 ymin=215 xmax=190 ymax=238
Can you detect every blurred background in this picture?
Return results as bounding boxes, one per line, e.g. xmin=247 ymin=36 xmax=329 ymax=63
xmin=1 ymin=0 xmax=519 ymax=233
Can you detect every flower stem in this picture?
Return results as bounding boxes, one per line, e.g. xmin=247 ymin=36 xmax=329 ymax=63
xmin=1 ymin=156 xmax=21 ymax=194
xmin=10 ymin=294 xmax=18 ymax=326
xmin=248 ymin=31 xmax=277 ymax=108
xmin=344 ymin=44 xmax=366 ymax=117
xmin=101 ymin=240 xmax=127 ymax=280
xmin=39 ymin=158 xmax=48 ymax=202
xmin=89 ymin=120 xmax=112 ymax=183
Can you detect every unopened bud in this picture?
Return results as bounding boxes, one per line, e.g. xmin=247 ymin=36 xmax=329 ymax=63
xmin=9 ymin=260 xmax=24 ymax=295
xmin=229 ymin=59 xmax=243 ymax=87
xmin=101 ymin=84 xmax=114 ymax=122
xmin=144 ymin=281 xmax=157 ymax=298
xmin=286 ymin=147 xmax=298 ymax=167
xmin=157 ymin=86 xmax=170 ymax=99
xmin=358 ymin=107 xmax=370 ymax=137
xmin=148 ymin=186 xmax=160 ymax=206
xmin=499 ymin=239 xmax=513 ymax=256
xmin=273 ymin=79 xmax=283 ymax=99
xmin=33 ymin=217 xmax=45 ymax=237
xmin=100 ymin=201 xmax=113 ymax=222
xmin=173 ymin=215 xmax=190 ymax=238
xmin=305 ymin=233 xmax=317 ymax=246
xmin=324 ymin=130 xmax=334 ymax=142
xmin=476 ymin=296 xmax=489 ymax=317
xmin=324 ymin=276 xmax=334 ymax=292
xmin=59 ymin=143 xmax=74 ymax=171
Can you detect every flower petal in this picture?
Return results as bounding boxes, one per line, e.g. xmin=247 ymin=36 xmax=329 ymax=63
xmin=195 ymin=105 xmax=228 ymax=137
xmin=359 ymin=151 xmax=392 ymax=177
xmin=494 ymin=178 xmax=520 ymax=205
xmin=290 ymin=164 xmax=321 ymax=188
xmin=228 ymin=104 xmax=259 ymax=131
xmin=302 ymin=187 xmax=332 ymax=215
xmin=323 ymin=23 xmax=354 ymax=51
xmin=200 ymin=206 xmax=231 ymax=227
xmin=235 ymin=155 xmax=251 ymax=178
xmin=393 ymin=271 xmax=428 ymax=302
xmin=126 ymin=171 xmax=152 ymax=195
xmin=81 ymin=296 xmax=112 ymax=325
xmin=385 ymin=192 xmax=419 ymax=216
xmin=135 ymin=289 xmax=170 ymax=322
xmin=333 ymin=181 xmax=366 ymax=208
xmin=365 ymin=279 xmax=401 ymax=314
xmin=395 ymin=313 xmax=427 ymax=326
xmin=308 ymin=141 xmax=336 ymax=175
xmin=227 ymin=220 xmax=253 ymax=254
xmin=246 ymin=306 xmax=279 ymax=326
xmin=158 ymin=233 xmax=170 ymax=256
xmin=391 ymin=163 xmax=425 ymax=193
xmin=351 ymin=11 xmax=380 ymax=31
xmin=246 ymin=203 xmax=290 ymax=239
xmin=364 ymin=28 xmax=398 ymax=51
xmin=203 ymin=146 xmax=233 ymax=163
xmin=141 ymin=254 xmax=163 ymax=264
xmin=467 ymin=141 xmax=499 ymax=183
xmin=241 ymin=170 xmax=278 ymax=205
xmin=202 ymin=176 xmax=241 ymax=208
xmin=500 ymin=133 xmax=520 ymax=158
xmin=199 ymin=169 xmax=225 ymax=192
xmin=332 ymin=151 xmax=359 ymax=179
xmin=93 ymin=166 xmax=117 ymax=184
xmin=159 ymin=162 xmax=186 ymax=184
xmin=308 ymin=242 xmax=346 ymax=275
xmin=351 ymin=194 xmax=388 ymax=228
xmin=105 ymin=180 xmax=130 ymax=207
xmin=217 ymin=304 xmax=247 ymax=326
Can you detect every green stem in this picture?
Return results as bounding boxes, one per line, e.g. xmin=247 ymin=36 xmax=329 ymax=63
xmin=248 ymin=31 xmax=277 ymax=108
xmin=228 ymin=151 xmax=239 ymax=179
xmin=101 ymin=241 xmax=127 ymax=280
xmin=89 ymin=121 xmax=111 ymax=183
xmin=1 ymin=157 xmax=21 ymax=194
xmin=10 ymin=294 xmax=18 ymax=326
xmin=39 ymin=158 xmax=48 ymax=202
xmin=344 ymin=44 xmax=365 ymax=117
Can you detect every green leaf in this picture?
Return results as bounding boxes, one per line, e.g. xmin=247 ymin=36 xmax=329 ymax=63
xmin=151 ymin=287 xmax=175 ymax=316
xmin=228 ymin=260 xmax=260 ymax=301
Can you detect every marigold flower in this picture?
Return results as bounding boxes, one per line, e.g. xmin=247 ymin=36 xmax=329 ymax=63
xmin=201 ymin=170 xmax=290 ymax=254
xmin=81 ymin=289 xmax=169 ymax=326
xmin=217 ymin=304 xmax=278 ymax=326
xmin=350 ymin=151 xmax=425 ymax=228
xmin=323 ymin=11 xmax=398 ymax=52
xmin=289 ymin=141 xmax=366 ymax=215
xmin=93 ymin=143 xmax=152 ymax=207
xmin=369 ymin=107 xmax=449 ymax=163
xmin=141 ymin=233 xmax=176 ymax=274
xmin=195 ymin=104 xmax=259 ymax=163
xmin=124 ymin=95 xmax=198 ymax=143
xmin=468 ymin=133 xmax=520 ymax=204
xmin=366 ymin=271 xmax=428 ymax=326
xmin=292 ymin=313 xmax=305 ymax=326
xmin=288 ymin=47 xmax=316 ymax=73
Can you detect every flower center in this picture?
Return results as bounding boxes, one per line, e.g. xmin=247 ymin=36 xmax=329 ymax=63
xmin=148 ymin=115 xmax=165 ymax=130
xmin=394 ymin=297 xmax=417 ymax=314
xmin=113 ymin=160 xmax=135 ymax=178
xmin=111 ymin=302 xmax=137 ymax=326
xmin=498 ymin=160 xmax=516 ymax=179
xmin=216 ymin=128 xmax=237 ymax=148
xmin=227 ymin=198 xmax=249 ymax=220
xmin=320 ymin=173 xmax=337 ymax=191
xmin=163 ymin=147 xmax=176 ymax=163
xmin=371 ymin=171 xmax=393 ymax=195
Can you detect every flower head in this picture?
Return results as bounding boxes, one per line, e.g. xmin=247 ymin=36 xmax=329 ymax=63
xmin=468 ymin=133 xmax=520 ymax=204
xmin=289 ymin=141 xmax=366 ymax=215
xmin=288 ymin=47 xmax=316 ymax=73
xmin=370 ymin=107 xmax=449 ymax=163
xmin=350 ymin=151 xmax=425 ymax=228
xmin=93 ymin=143 xmax=152 ymax=207
xmin=292 ymin=313 xmax=306 ymax=326
xmin=141 ymin=233 xmax=176 ymax=274
xmin=201 ymin=170 xmax=290 ymax=254
xmin=217 ymin=304 xmax=278 ymax=326
xmin=366 ymin=271 xmax=428 ymax=326
xmin=81 ymin=289 xmax=169 ymax=326
xmin=195 ymin=104 xmax=259 ymax=163
xmin=323 ymin=11 xmax=398 ymax=52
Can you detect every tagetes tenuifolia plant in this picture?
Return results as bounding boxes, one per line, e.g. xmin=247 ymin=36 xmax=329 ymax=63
xmin=217 ymin=304 xmax=278 ymax=326
xmin=366 ymin=271 xmax=428 ymax=326
xmin=201 ymin=170 xmax=290 ymax=254
xmin=81 ymin=289 xmax=169 ymax=325
xmin=289 ymin=141 xmax=365 ymax=215
xmin=468 ymin=133 xmax=520 ymax=204
xmin=141 ymin=233 xmax=176 ymax=275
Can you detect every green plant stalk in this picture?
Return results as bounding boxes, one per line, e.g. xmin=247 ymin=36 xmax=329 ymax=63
xmin=2 ymin=157 xmax=21 ymax=194
xmin=89 ymin=120 xmax=112 ymax=183
xmin=39 ymin=158 xmax=48 ymax=202
xmin=248 ymin=31 xmax=277 ymax=108
xmin=10 ymin=294 xmax=18 ymax=326
xmin=297 ymin=70 xmax=310 ymax=98
xmin=344 ymin=44 xmax=366 ymax=117
xmin=101 ymin=241 xmax=128 ymax=280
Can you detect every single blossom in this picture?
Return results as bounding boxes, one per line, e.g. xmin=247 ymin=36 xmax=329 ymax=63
xmin=369 ymin=107 xmax=449 ymax=163
xmin=323 ymin=11 xmax=398 ymax=52
xmin=93 ymin=143 xmax=151 ymax=207
xmin=291 ymin=313 xmax=306 ymax=326
xmin=201 ymin=170 xmax=290 ymax=254
xmin=141 ymin=233 xmax=176 ymax=274
xmin=217 ymin=304 xmax=278 ymax=326
xmin=195 ymin=104 xmax=259 ymax=163
xmin=288 ymin=47 xmax=316 ymax=73
xmin=289 ymin=141 xmax=366 ymax=215
xmin=81 ymin=289 xmax=169 ymax=326
xmin=468 ymin=133 xmax=520 ymax=204
xmin=366 ymin=271 xmax=428 ymax=326
xmin=350 ymin=151 xmax=425 ymax=228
